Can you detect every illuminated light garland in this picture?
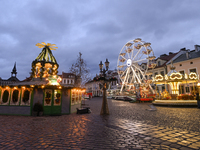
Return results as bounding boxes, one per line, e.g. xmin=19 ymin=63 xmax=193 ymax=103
xmin=154 ymin=74 xmax=163 ymax=81
xmin=169 ymin=72 xmax=182 ymax=80
xmin=169 ymin=82 xmax=180 ymax=94
xmin=153 ymin=69 xmax=199 ymax=96
xmin=189 ymin=72 xmax=198 ymax=80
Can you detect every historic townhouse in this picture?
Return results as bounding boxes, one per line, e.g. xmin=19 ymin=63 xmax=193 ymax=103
xmin=166 ymin=45 xmax=200 ymax=95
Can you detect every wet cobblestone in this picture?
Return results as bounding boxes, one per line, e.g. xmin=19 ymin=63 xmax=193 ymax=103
xmin=0 ymin=97 xmax=199 ymax=149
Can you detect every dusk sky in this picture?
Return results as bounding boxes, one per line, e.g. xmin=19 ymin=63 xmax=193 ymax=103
xmin=1 ymin=0 xmax=200 ymax=80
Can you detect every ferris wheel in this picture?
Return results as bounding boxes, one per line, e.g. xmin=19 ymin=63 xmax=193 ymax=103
xmin=117 ymin=38 xmax=156 ymax=93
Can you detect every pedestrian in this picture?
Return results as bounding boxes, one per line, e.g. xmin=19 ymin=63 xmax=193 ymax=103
xmin=196 ymin=92 xmax=200 ymax=108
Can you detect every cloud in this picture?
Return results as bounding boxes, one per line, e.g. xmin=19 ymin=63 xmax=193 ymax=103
xmin=0 ymin=0 xmax=200 ymax=80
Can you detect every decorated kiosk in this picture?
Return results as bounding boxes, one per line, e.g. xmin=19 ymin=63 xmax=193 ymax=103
xmin=0 ymin=42 xmax=85 ymax=116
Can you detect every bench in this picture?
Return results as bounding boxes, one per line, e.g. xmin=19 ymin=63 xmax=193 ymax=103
xmin=76 ymin=107 xmax=90 ymax=114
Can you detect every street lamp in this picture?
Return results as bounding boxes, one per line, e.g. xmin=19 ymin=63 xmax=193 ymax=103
xmin=99 ymin=58 xmax=109 ymax=115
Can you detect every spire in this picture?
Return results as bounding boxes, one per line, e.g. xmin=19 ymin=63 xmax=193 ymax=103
xmin=11 ymin=62 xmax=17 ymax=77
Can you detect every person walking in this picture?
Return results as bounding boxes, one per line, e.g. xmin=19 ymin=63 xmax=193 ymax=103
xmin=196 ymin=92 xmax=200 ymax=108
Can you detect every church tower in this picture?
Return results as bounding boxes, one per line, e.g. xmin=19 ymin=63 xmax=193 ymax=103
xmin=11 ymin=62 xmax=17 ymax=77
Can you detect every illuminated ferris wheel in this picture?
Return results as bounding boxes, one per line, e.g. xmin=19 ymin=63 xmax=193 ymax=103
xmin=117 ymin=38 xmax=156 ymax=93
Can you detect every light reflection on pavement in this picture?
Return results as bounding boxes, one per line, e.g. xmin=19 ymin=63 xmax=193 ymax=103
xmin=0 ymin=97 xmax=199 ymax=149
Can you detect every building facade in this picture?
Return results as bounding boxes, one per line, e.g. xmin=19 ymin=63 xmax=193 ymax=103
xmin=166 ymin=45 xmax=200 ymax=95
xmin=85 ymin=70 xmax=120 ymax=97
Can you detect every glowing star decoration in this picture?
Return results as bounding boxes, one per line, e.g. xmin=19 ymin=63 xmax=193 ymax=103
xmin=36 ymin=42 xmax=58 ymax=50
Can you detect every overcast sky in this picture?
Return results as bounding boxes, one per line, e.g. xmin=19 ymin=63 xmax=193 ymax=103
xmin=1 ymin=0 xmax=200 ymax=80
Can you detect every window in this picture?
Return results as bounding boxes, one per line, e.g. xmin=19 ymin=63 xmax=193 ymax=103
xmin=158 ymin=61 xmax=161 ymax=66
xmin=22 ymin=90 xmax=30 ymax=104
xmin=160 ymin=71 xmax=164 ymax=76
xmin=2 ymin=90 xmax=9 ymax=104
xmin=64 ymin=79 xmax=66 ymax=84
xmin=67 ymin=80 xmax=69 ymax=84
xmin=190 ymin=62 xmax=193 ymax=64
xmin=154 ymin=72 xmax=158 ymax=76
xmin=54 ymin=90 xmax=61 ymax=106
xmin=179 ymin=85 xmax=184 ymax=94
xmin=11 ymin=89 xmax=19 ymax=105
xmin=162 ymin=86 xmax=165 ymax=91
xmin=79 ymin=91 xmax=82 ymax=103
xmin=186 ymin=87 xmax=190 ymax=93
xmin=71 ymin=90 xmax=75 ymax=104
xmin=189 ymin=68 xmax=196 ymax=73
xmin=44 ymin=89 xmax=52 ymax=106
xmin=180 ymin=64 xmax=182 ymax=66
xmin=76 ymin=90 xmax=79 ymax=103
xmin=179 ymin=71 xmax=184 ymax=75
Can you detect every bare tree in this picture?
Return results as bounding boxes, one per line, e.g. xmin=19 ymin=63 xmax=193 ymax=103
xmin=69 ymin=52 xmax=91 ymax=86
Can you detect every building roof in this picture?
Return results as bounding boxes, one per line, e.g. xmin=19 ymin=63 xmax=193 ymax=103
xmin=59 ymin=72 xmax=76 ymax=78
xmin=154 ymin=52 xmax=178 ymax=69
xmin=7 ymin=76 xmax=20 ymax=82
xmin=22 ymin=77 xmax=32 ymax=82
xmin=173 ymin=50 xmax=200 ymax=63
xmin=9 ymin=79 xmax=48 ymax=86
xmin=35 ymin=45 xmax=57 ymax=64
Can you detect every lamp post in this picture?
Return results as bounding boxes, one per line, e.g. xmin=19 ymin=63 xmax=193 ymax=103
xmin=99 ymin=59 xmax=109 ymax=115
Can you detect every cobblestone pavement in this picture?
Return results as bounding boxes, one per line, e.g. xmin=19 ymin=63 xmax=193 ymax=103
xmin=0 ymin=97 xmax=200 ymax=150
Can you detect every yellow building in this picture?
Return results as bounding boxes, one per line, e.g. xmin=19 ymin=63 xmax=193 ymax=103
xmin=166 ymin=45 xmax=200 ymax=94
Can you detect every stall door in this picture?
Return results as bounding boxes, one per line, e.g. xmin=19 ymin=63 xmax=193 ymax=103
xmin=43 ymin=89 xmax=62 ymax=115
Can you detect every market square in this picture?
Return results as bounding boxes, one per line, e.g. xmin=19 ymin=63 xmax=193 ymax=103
xmin=0 ymin=97 xmax=200 ymax=149
xmin=1 ymin=1 xmax=200 ymax=150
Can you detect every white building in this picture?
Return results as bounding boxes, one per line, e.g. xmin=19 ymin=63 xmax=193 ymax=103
xmin=85 ymin=70 xmax=120 ymax=97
